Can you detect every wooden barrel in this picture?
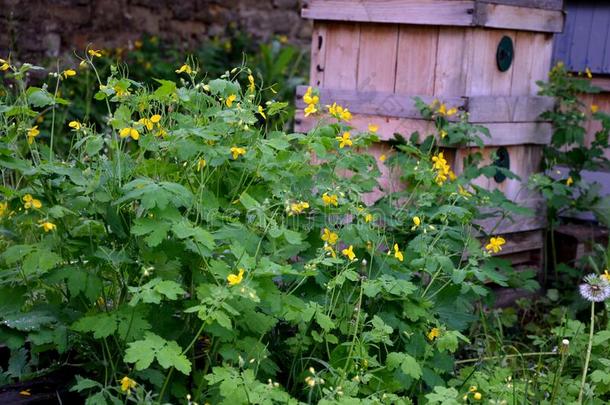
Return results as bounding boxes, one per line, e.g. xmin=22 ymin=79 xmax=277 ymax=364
xmin=295 ymin=0 xmax=564 ymax=263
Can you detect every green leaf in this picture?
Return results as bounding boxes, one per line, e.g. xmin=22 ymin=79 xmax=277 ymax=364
xmin=71 ymin=375 xmax=102 ymax=392
xmin=400 ymin=353 xmax=422 ymax=380
xmin=72 ymin=313 xmax=117 ymax=339
xmin=124 ymin=332 xmax=191 ymax=375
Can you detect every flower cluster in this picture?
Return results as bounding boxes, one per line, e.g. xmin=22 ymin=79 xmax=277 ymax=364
xmin=303 ymin=86 xmax=319 ymax=117
xmin=327 ymin=102 xmax=352 ymax=122
xmin=462 ymin=385 xmax=482 ymax=401
xmin=431 ymin=152 xmax=452 ymax=185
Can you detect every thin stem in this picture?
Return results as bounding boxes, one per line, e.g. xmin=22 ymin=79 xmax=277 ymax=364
xmin=455 ymin=351 xmax=557 ymax=365
xmin=550 ymin=348 xmax=568 ymax=405
xmin=578 ymin=301 xmax=595 ymax=404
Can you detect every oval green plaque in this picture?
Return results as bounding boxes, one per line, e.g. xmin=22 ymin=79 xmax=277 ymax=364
xmin=496 ymin=36 xmax=514 ymax=72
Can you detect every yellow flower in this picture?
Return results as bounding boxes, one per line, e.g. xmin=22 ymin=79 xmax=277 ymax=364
xmin=364 ymin=213 xmax=373 ymax=223
xmin=427 ymin=327 xmax=441 ymax=341
xmin=227 ymin=268 xmax=245 ymax=286
xmin=258 ymin=105 xmax=266 ymax=119
xmin=68 ymin=121 xmax=81 ymax=130
xmin=138 ymin=118 xmax=154 ymax=131
xmin=431 ymin=152 xmax=451 ymax=185
xmin=175 ymin=64 xmax=192 ymax=74
xmin=566 ymin=176 xmax=573 ymax=186
xmin=393 ymin=244 xmax=404 ymax=262
xmin=39 ymin=221 xmax=57 ymax=232
xmin=248 ymin=74 xmax=255 ymax=93
xmin=0 ymin=201 xmax=8 ymax=218
xmin=379 ymin=154 xmax=387 ymax=162
xmin=458 ymin=185 xmax=472 ymax=198
xmin=326 ymin=102 xmax=351 ymax=122
xmin=591 ymin=104 xmax=599 ymax=113
xmin=119 ymin=127 xmax=140 ymax=140
xmin=321 ymin=192 xmax=338 ymax=207
xmin=150 ymin=114 xmax=162 ymax=124
xmin=289 ymin=201 xmax=310 ymax=215
xmin=230 ymin=146 xmax=246 ymax=159
xmin=303 ymin=86 xmax=319 ymax=105
xmin=473 ymin=392 xmax=482 ymax=400
xmin=120 ymin=376 xmax=137 ymax=392
xmin=88 ymin=49 xmax=102 ymax=58
xmin=413 ymin=216 xmax=421 ymax=228
xmin=27 ymin=126 xmax=40 ymax=144
xmin=324 ymin=244 xmax=337 ymax=258
xmin=586 ymin=67 xmax=592 ymax=79
xmin=342 ymin=245 xmax=356 ymax=261
xmin=134 ymin=39 xmax=143 ymax=49
xmin=321 ymin=228 xmax=338 ymax=245
xmin=440 ymin=129 xmax=447 ymax=139
xmin=485 ymin=236 xmax=506 ymax=253
xmin=23 ymin=194 xmax=42 ymax=210
xmin=438 ymin=103 xmax=447 ymax=116
xmin=197 ymin=158 xmax=206 ymax=171
xmin=0 ymin=62 xmax=9 ymax=71
xmin=336 ymin=131 xmax=353 ymax=148
xmin=368 ymin=124 xmax=378 ymax=133
xmin=469 ymin=386 xmax=477 ymax=393
xmin=601 ymin=269 xmax=610 ymax=282
xmin=62 ymin=69 xmax=76 ymax=79
xmin=304 ymin=103 xmax=317 ymax=117
xmin=225 ymin=94 xmax=237 ymax=108
xmin=446 ymin=107 xmax=457 ymax=116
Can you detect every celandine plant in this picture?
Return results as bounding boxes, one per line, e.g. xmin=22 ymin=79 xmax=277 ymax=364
xmin=0 ymin=51 xmax=530 ymax=404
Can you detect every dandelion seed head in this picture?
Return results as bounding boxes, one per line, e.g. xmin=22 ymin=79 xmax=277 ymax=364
xmin=579 ymin=274 xmax=610 ymax=302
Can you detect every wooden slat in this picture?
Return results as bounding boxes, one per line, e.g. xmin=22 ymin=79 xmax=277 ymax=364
xmin=310 ymin=23 xmax=328 ymax=87
xmin=295 ymin=86 xmax=553 ymax=123
xmin=510 ymin=31 xmax=554 ymax=95
xmin=323 ymin=23 xmax=360 ymax=89
xmin=479 ymin=123 xmax=552 ymax=145
xmin=302 ymin=0 xmax=564 ymax=32
xmin=302 ymin=0 xmax=476 ymax=26
xmin=478 ymin=0 xmax=563 ymax=11
xmin=466 ymin=29 xmax=515 ymax=96
xmin=395 ymin=26 xmax=438 ymax=94
xmin=357 ymin=24 xmax=399 ymax=92
xmin=467 ymin=96 xmax=555 ymax=122
xmin=434 ymin=27 xmax=472 ymax=97
xmin=474 ymin=3 xmax=564 ymax=33
xmin=295 ymin=86 xmax=465 ymax=120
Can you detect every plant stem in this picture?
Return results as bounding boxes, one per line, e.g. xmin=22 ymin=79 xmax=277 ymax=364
xmin=549 ymin=347 xmax=567 ymax=405
xmin=578 ymin=301 xmax=595 ymax=404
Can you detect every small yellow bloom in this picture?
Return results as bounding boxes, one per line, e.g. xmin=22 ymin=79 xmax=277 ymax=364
xmin=446 ymin=107 xmax=457 ymax=116
xmin=469 ymin=386 xmax=477 ymax=393
xmin=258 ymin=105 xmax=266 ymax=119
xmin=566 ymin=176 xmax=573 ymax=186
xmin=39 ymin=221 xmax=57 ymax=232
xmin=438 ymin=103 xmax=447 ymax=116
xmin=23 ymin=194 xmax=42 ymax=210
xmin=342 ymin=245 xmax=356 ymax=261
xmin=303 ymin=86 xmax=319 ymax=105
xmin=289 ymin=201 xmax=310 ymax=215
xmin=0 ymin=201 xmax=8 ymax=218
xmin=321 ymin=228 xmax=338 ymax=245
xmin=119 ymin=127 xmax=140 ymax=140
xmin=150 ymin=114 xmax=162 ymax=124
xmin=336 ymin=131 xmax=352 ymax=148
xmin=0 ymin=62 xmax=9 ymax=71
xmin=326 ymin=102 xmax=351 ymax=122
xmin=440 ymin=129 xmax=447 ymax=139
xmin=324 ymin=244 xmax=337 ymax=258
xmin=230 ymin=146 xmax=246 ymax=159
xmin=427 ymin=327 xmax=441 ymax=341
xmin=175 ymin=64 xmax=192 ymax=74
xmin=27 ymin=126 xmax=40 ymax=144
xmin=321 ymin=192 xmax=338 ymax=207
xmin=585 ymin=67 xmax=592 ymax=79
xmin=19 ymin=390 xmax=31 ymax=396
xmin=379 ymin=154 xmax=386 ymax=162
xmin=413 ymin=216 xmax=421 ymax=227
xmin=601 ymin=269 xmax=610 ymax=282
xmin=248 ymin=74 xmax=255 ymax=93
xmin=68 ymin=121 xmax=81 ymax=130
xmin=134 ymin=39 xmax=143 ymax=49
xmin=364 ymin=213 xmax=373 ymax=223
xmin=393 ymin=244 xmax=404 ymax=262
xmin=304 ymin=103 xmax=317 ymax=117
xmin=88 ymin=49 xmax=102 ymax=58
xmin=227 ymin=268 xmax=245 ymax=286
xmin=62 ymin=69 xmax=76 ymax=79
xmin=138 ymin=118 xmax=154 ymax=131
xmin=197 ymin=158 xmax=206 ymax=171
xmin=368 ymin=124 xmax=378 ymax=133
xmin=473 ymin=392 xmax=482 ymax=400
xmin=225 ymin=94 xmax=237 ymax=108
xmin=485 ymin=236 xmax=506 ymax=253
xmin=120 ymin=376 xmax=137 ymax=392
xmin=591 ymin=104 xmax=599 ymax=113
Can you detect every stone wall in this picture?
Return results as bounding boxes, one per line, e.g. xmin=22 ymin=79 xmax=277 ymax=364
xmin=0 ymin=0 xmax=311 ymax=62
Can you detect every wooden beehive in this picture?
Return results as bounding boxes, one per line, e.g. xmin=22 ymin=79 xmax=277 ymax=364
xmin=295 ymin=0 xmax=565 ymax=262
